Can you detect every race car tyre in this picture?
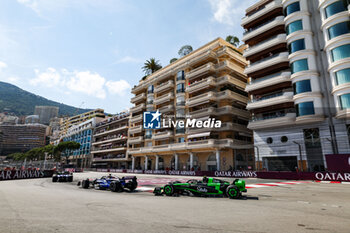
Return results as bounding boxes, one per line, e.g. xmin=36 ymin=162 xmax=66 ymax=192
xmin=67 ymin=176 xmax=73 ymax=182
xmin=226 ymin=185 xmax=240 ymax=199
xmin=129 ymin=182 xmax=138 ymax=191
xmin=52 ymin=176 xmax=58 ymax=182
xmin=110 ymin=181 xmax=123 ymax=192
xmin=164 ymin=185 xmax=174 ymax=196
xmin=82 ymin=179 xmax=90 ymax=189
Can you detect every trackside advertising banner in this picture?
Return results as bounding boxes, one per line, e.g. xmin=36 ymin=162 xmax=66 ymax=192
xmin=93 ymin=169 xmax=350 ymax=182
xmin=0 ymin=170 xmax=54 ymax=181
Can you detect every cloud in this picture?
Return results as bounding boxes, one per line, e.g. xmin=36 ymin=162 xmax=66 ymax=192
xmin=114 ymin=56 xmax=141 ymax=64
xmin=106 ymin=80 xmax=131 ymax=96
xmin=30 ymin=68 xmax=131 ymax=99
xmin=208 ymin=0 xmax=258 ymax=26
xmin=66 ymin=71 xmax=106 ymax=99
xmin=0 ymin=61 xmax=7 ymax=70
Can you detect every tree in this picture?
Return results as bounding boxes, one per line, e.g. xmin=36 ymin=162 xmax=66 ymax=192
xmin=178 ymin=45 xmax=193 ymax=57
xmin=225 ymin=35 xmax=240 ymax=47
xmin=142 ymin=58 xmax=162 ymax=76
xmin=7 ymin=152 xmax=26 ymax=161
xmin=170 ymin=58 xmax=178 ymax=64
xmin=53 ymin=141 xmax=81 ymax=162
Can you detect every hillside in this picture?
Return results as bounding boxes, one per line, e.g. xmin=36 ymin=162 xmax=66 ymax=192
xmin=0 ymin=81 xmax=91 ymax=117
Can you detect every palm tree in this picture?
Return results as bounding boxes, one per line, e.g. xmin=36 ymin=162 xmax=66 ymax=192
xmin=225 ymin=35 xmax=240 ymax=47
xmin=142 ymin=58 xmax=162 ymax=76
xmin=178 ymin=45 xmax=193 ymax=57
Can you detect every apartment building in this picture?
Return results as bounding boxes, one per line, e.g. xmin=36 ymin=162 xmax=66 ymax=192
xmin=62 ymin=117 xmax=104 ymax=168
xmin=91 ymin=112 xmax=130 ymax=169
xmin=242 ymin=0 xmax=350 ymax=172
xmin=128 ymin=38 xmax=253 ymax=172
xmin=0 ymin=124 xmax=47 ymax=156
xmin=60 ymin=109 xmax=105 ymax=137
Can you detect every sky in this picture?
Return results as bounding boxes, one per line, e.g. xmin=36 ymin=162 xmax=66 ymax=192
xmin=0 ymin=0 xmax=258 ymax=114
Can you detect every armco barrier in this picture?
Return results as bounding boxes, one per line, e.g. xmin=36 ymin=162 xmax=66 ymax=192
xmin=0 ymin=169 xmax=54 ymax=181
xmin=92 ymin=169 xmax=350 ymax=182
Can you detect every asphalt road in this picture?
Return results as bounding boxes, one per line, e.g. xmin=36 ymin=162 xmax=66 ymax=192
xmin=0 ymin=172 xmax=349 ymax=233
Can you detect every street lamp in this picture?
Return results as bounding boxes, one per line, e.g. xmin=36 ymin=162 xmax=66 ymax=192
xmin=293 ymin=141 xmax=303 ymax=172
xmin=254 ymin=145 xmax=260 ymax=171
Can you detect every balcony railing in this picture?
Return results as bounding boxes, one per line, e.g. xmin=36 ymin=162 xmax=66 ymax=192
xmin=130 ymin=103 xmax=146 ymax=113
xmin=186 ymin=76 xmax=216 ymax=93
xmin=249 ymin=70 xmax=291 ymax=85
xmin=187 ymin=62 xmax=216 ymax=80
xmin=129 ymin=114 xmax=143 ymax=123
xmin=153 ymin=131 xmax=173 ymax=140
xmin=154 ymin=80 xmax=174 ymax=93
xmin=129 ymin=125 xmax=143 ymax=134
xmin=128 ymin=136 xmax=143 ymax=144
xmin=131 ymin=93 xmax=146 ymax=104
xmin=154 ymin=93 xmax=174 ymax=105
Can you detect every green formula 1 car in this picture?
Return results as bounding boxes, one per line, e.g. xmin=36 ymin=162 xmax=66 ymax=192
xmin=153 ymin=177 xmax=246 ymax=199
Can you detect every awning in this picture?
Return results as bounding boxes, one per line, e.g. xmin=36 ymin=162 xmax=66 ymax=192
xmin=188 ymin=132 xmax=210 ymax=139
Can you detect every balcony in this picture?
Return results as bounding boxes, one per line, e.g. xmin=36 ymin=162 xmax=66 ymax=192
xmin=216 ymin=47 xmax=246 ymax=66
xmin=216 ymin=75 xmax=246 ymax=90
xmin=218 ymin=122 xmax=251 ymax=134
xmin=154 ymin=93 xmax=174 ymax=105
xmin=128 ymin=136 xmax=143 ymax=144
xmin=130 ymin=103 xmax=146 ymax=114
xmin=248 ymin=112 xmax=296 ymax=130
xmin=188 ymin=50 xmax=217 ymax=67
xmin=91 ymin=147 xmax=127 ymax=154
xmin=244 ymin=52 xmax=289 ymax=75
xmin=94 ymin=126 xmax=128 ymax=137
xmin=130 ymin=114 xmax=143 ymax=124
xmin=186 ymin=91 xmax=216 ymax=107
xmin=159 ymin=104 xmax=174 ymax=114
xmin=247 ymin=91 xmax=293 ymax=110
xmin=92 ymin=136 xmax=128 ymax=146
xmin=216 ymin=106 xmax=250 ymax=119
xmin=129 ymin=125 xmax=143 ymax=134
xmin=156 ymin=69 xmax=174 ymax=82
xmin=131 ymin=82 xmax=146 ymax=94
xmin=186 ymin=76 xmax=216 ymax=93
xmin=189 ymin=107 xmax=216 ymax=118
xmin=152 ymin=131 xmax=173 ymax=140
xmin=187 ymin=62 xmax=216 ymax=80
xmin=216 ymin=90 xmax=248 ymax=104
xmin=131 ymin=93 xmax=146 ymax=104
xmin=242 ymin=0 xmax=282 ymax=28
xmin=154 ymin=80 xmax=174 ymax=93
xmin=336 ymin=109 xmax=350 ymax=119
xmin=215 ymin=60 xmax=245 ymax=77
xmin=244 ymin=34 xmax=286 ymax=58
xmin=242 ymin=16 xmax=285 ymax=42
xmin=246 ymin=71 xmax=291 ymax=93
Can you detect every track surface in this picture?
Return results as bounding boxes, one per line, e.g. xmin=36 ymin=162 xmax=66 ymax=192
xmin=0 ymin=172 xmax=349 ymax=233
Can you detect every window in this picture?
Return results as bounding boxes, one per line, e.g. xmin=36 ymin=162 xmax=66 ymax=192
xmin=147 ymin=85 xmax=154 ymax=94
xmin=303 ymin=128 xmax=321 ymax=147
xmin=177 ymin=70 xmax=185 ymax=81
xmin=325 ymin=0 xmax=348 ymax=19
xmin=176 ymin=83 xmax=185 ymax=93
xmin=147 ymin=95 xmax=154 ymax=105
xmin=335 ymin=68 xmax=350 ymax=85
xmin=339 ymin=93 xmax=350 ymax=109
xmin=291 ymin=59 xmax=308 ymax=74
xmin=347 ymin=125 xmax=350 ymax=146
xmin=178 ymin=137 xmax=185 ymax=143
xmin=281 ymin=136 xmax=288 ymax=143
xmin=288 ymin=39 xmax=305 ymax=54
xmin=328 ymin=21 xmax=350 ymax=39
xmin=176 ymin=96 xmax=185 ymax=106
xmin=296 ymin=101 xmax=315 ymax=116
xmin=331 ymin=44 xmax=350 ymax=62
xmin=286 ymin=20 xmax=303 ymax=35
xmin=176 ymin=109 xmax=185 ymax=118
xmin=145 ymin=130 xmax=152 ymax=139
xmin=293 ymin=80 xmax=312 ymax=94
xmin=284 ymin=2 xmax=300 ymax=16
xmin=176 ymin=125 xmax=185 ymax=134
xmin=266 ymin=137 xmax=273 ymax=144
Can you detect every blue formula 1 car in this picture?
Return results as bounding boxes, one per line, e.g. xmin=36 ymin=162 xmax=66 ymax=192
xmin=77 ymin=174 xmax=138 ymax=192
